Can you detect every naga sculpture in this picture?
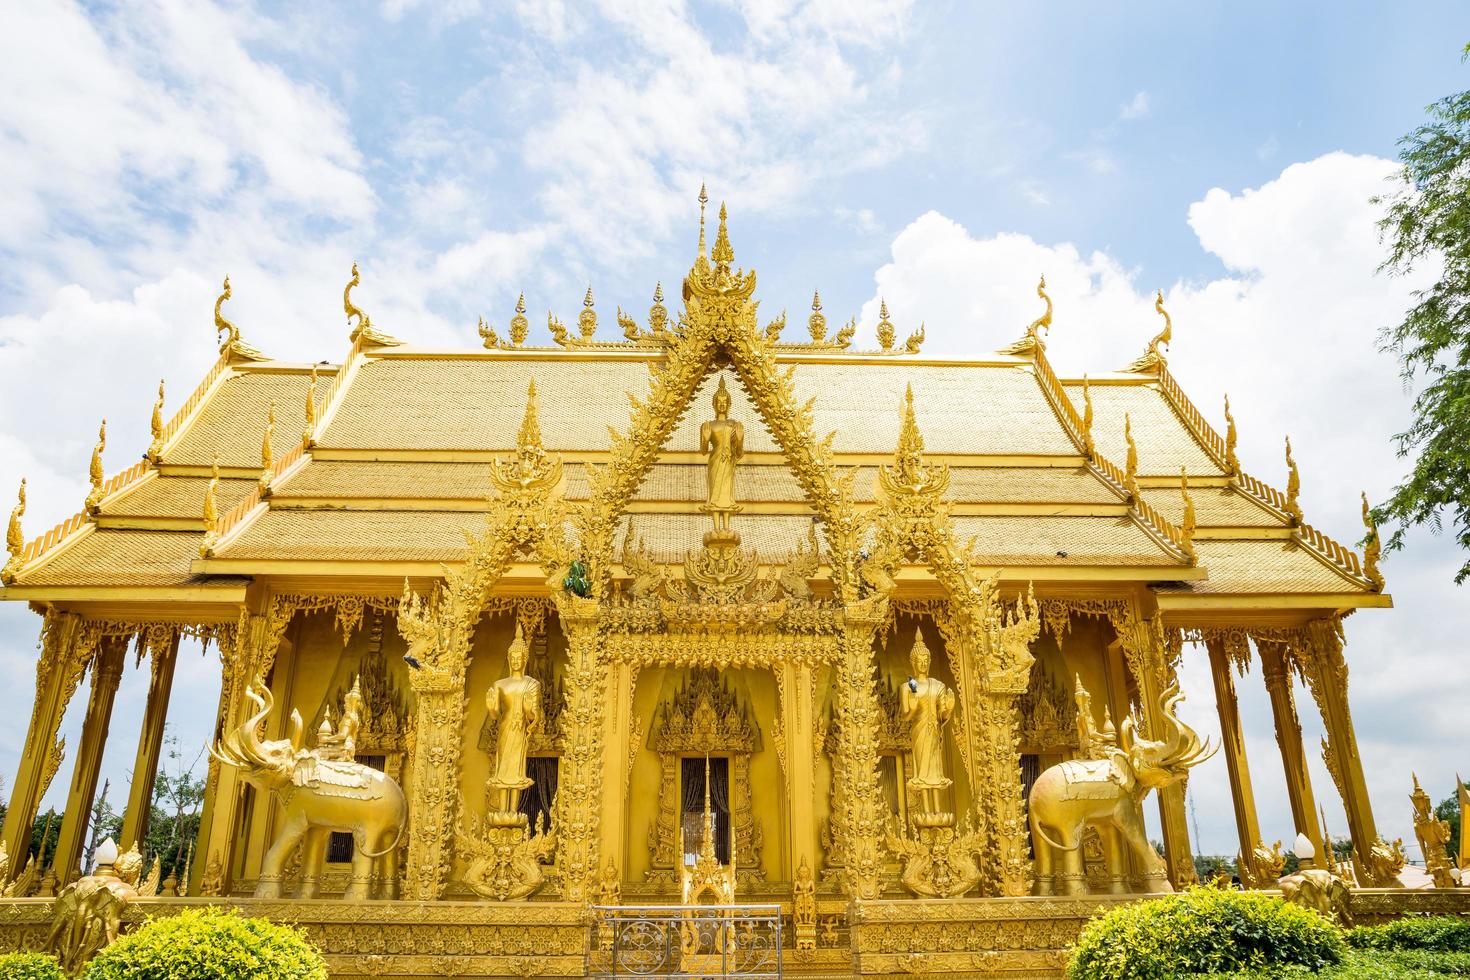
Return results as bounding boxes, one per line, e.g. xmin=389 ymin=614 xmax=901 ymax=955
xmin=1029 ymin=678 xmax=1215 ymax=895
xmin=210 ymin=677 xmax=407 ymax=900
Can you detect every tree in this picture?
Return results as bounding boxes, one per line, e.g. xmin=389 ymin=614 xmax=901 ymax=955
xmin=142 ymin=729 xmax=206 ymax=881
xmin=1374 ymin=45 xmax=1470 ymax=582
xmin=1438 ymin=786 xmax=1462 ymax=858
xmin=82 ymin=779 xmax=122 ymax=874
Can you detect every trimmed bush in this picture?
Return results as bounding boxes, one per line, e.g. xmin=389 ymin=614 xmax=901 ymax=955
xmin=1349 ymin=916 xmax=1470 ymax=954
xmin=1209 ymin=948 xmax=1470 ymax=977
xmin=83 ymin=907 xmax=326 ymax=980
xmin=1067 ymin=885 xmax=1346 ymax=979
xmin=0 ymin=953 xmax=66 ymax=980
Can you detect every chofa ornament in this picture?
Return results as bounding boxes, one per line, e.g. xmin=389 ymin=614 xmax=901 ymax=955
xmin=209 ymin=677 xmax=407 ymax=900
xmin=1029 ymin=677 xmax=1216 ymax=895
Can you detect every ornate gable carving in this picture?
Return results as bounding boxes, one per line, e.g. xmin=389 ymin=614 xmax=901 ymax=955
xmin=648 ymin=668 xmax=761 ymax=755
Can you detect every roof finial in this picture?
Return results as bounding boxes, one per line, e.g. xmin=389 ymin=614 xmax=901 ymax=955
xmin=697 ymin=183 xmax=709 ymax=260
xmin=1284 ymin=436 xmax=1303 ymax=525
xmin=579 ymin=286 xmax=598 ymax=339
xmin=1180 ymin=466 xmax=1198 ymax=565
xmin=1223 ymin=394 xmax=1240 ymax=476
xmin=808 ymin=291 xmax=827 ymax=342
xmin=259 ymin=401 xmax=276 ymax=494
xmin=215 ymin=276 xmax=238 ymax=350
xmin=84 ymin=419 xmax=107 ymax=512
xmin=1000 ymin=274 xmax=1053 ymax=355
xmin=344 ymin=262 xmax=401 ymax=347
xmin=904 ymin=322 xmax=926 ymax=353
xmin=519 ymin=379 xmax=544 ymax=454
xmin=876 ymin=299 xmax=895 ymax=351
xmin=1124 ymin=288 xmax=1172 ymax=372
xmin=303 ymin=365 xmax=318 ymax=450
xmin=200 ymin=452 xmax=220 ymax=557
xmin=649 ymin=283 xmax=668 ymax=335
xmin=478 ymin=315 xmax=502 ymax=349
xmin=1123 ymin=413 xmax=1140 ymax=500
xmin=509 ymin=293 xmax=529 ymax=347
xmin=712 ymin=202 xmax=734 ymax=270
xmin=2 ymin=479 xmax=25 ymax=584
xmin=1081 ymin=374 xmax=1095 ymax=458
xmin=147 ymin=380 xmax=166 ymax=461
xmin=1361 ymin=491 xmax=1384 ymax=591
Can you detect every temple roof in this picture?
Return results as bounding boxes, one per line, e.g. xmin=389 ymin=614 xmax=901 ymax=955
xmin=0 ymin=234 xmax=1388 ymax=625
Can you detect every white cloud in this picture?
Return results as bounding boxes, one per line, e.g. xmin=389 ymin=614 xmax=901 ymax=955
xmin=861 ymin=152 xmax=1463 ymax=854
xmin=1119 ymin=90 xmax=1151 ymax=121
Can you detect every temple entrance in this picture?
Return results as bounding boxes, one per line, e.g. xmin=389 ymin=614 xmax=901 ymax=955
xmin=680 ymin=756 xmax=731 ymax=867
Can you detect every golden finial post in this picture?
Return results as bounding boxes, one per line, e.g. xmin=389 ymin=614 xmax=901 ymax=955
xmin=3 ymin=479 xmax=25 ymax=584
xmin=1361 ymin=491 xmax=1385 ymax=591
xmin=1123 ymin=413 xmax=1140 ymax=500
xmin=579 ymin=286 xmax=598 ymax=340
xmin=712 ymin=202 xmax=734 ymax=271
xmin=200 ymin=452 xmax=221 ymax=557
xmin=697 ymin=183 xmax=709 ymax=259
xmin=649 ymin=283 xmax=668 ymax=336
xmin=302 ymin=365 xmax=318 ymax=450
xmin=343 ymin=262 xmax=400 ymax=346
xmin=215 ymin=276 xmax=236 ymax=350
xmin=876 ymin=299 xmax=895 ymax=351
xmin=1001 ymin=274 xmax=1053 ymax=355
xmin=808 ymin=291 xmax=826 ymax=342
xmin=478 ymin=316 xmax=501 ymax=349
xmin=1223 ymin=394 xmax=1240 ymax=476
xmin=1180 ymin=467 xmax=1198 ymax=565
xmin=1125 ymin=288 xmax=1173 ymax=373
xmin=510 ymin=293 xmax=529 ymax=347
xmin=1284 ymin=436 xmax=1303 ymax=525
xmin=259 ymin=402 xmax=276 ymax=494
xmin=84 ymin=419 xmax=107 ymax=512
xmin=1081 ymin=375 xmax=1095 ymax=458
xmin=147 ymin=379 xmax=166 ymax=459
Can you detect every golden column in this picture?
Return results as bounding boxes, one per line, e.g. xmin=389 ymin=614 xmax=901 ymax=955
xmin=1204 ymin=638 xmax=1265 ymax=883
xmin=1296 ymin=618 xmax=1382 ymax=882
xmin=835 ymin=597 xmax=889 ymax=900
xmin=0 ymin=611 xmax=91 ymax=878
xmin=119 ymin=634 xmax=180 ymax=849
xmin=554 ymin=595 xmax=605 ymax=903
xmin=779 ymin=662 xmax=819 ymax=887
xmin=1257 ymin=639 xmax=1324 ymax=861
xmin=52 ymin=635 xmax=127 ymax=883
xmin=598 ymin=660 xmax=636 ymax=885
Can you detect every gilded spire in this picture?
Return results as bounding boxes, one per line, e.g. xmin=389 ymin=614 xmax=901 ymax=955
xmin=712 ymin=202 xmax=734 ymax=270
xmin=259 ymin=402 xmax=275 ymax=494
xmin=1125 ymin=288 xmax=1173 ymax=373
xmin=1284 ymin=436 xmax=1303 ymax=525
xmin=1361 ymin=491 xmax=1385 ymax=591
xmin=215 ymin=276 xmax=265 ymax=361
xmin=200 ymin=452 xmax=220 ymax=557
xmin=578 ymin=286 xmax=598 ymax=339
xmin=879 ymin=383 xmax=949 ymax=498
xmin=1000 ymin=274 xmax=1052 ymax=355
xmin=84 ymin=419 xmax=107 ymax=511
xmin=492 ymin=378 xmax=562 ymax=494
xmin=1081 ymin=374 xmax=1095 ymax=458
xmin=520 ymin=379 xmax=543 ymax=452
xmin=808 ymin=291 xmax=827 ymax=342
xmin=876 ymin=299 xmax=895 ymax=351
xmin=3 ymin=479 xmax=25 ymax=584
xmin=509 ymin=293 xmax=529 ymax=347
xmin=697 ymin=183 xmax=709 ymax=263
xmin=302 ymin=365 xmax=318 ymax=450
xmin=344 ymin=262 xmax=401 ymax=347
xmin=1223 ymin=393 xmax=1240 ymax=476
xmin=649 ymin=283 xmax=668 ymax=335
xmin=148 ymin=380 xmax=166 ymax=459
xmin=1123 ymin=413 xmax=1140 ymax=500
xmin=1180 ymin=466 xmax=1197 ymax=565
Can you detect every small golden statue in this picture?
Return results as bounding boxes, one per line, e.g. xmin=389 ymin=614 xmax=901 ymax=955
xmin=485 ymin=624 xmax=541 ymax=821
xmin=47 ymin=837 xmax=141 ymax=976
xmin=1410 ymin=773 xmax=1456 ymax=888
xmin=699 ymin=376 xmax=744 ymax=544
xmin=793 ymin=855 xmax=817 ymax=952
xmin=316 ymin=676 xmax=361 ymax=763
xmin=901 ymin=633 xmax=955 ymax=819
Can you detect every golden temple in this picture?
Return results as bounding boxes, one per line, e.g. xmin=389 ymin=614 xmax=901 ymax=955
xmin=0 ymin=198 xmax=1455 ymax=978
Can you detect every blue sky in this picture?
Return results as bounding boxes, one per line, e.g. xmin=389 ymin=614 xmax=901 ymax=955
xmin=1 ymin=0 xmax=1467 ymax=860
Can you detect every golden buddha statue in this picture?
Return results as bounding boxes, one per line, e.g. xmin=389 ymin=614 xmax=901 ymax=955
xmin=900 ymin=633 xmax=955 ymax=817
xmin=485 ymin=624 xmax=541 ymax=820
xmin=699 ymin=376 xmax=744 ymax=542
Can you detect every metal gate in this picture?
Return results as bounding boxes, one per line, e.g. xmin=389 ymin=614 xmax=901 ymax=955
xmin=587 ymin=904 xmax=783 ymax=978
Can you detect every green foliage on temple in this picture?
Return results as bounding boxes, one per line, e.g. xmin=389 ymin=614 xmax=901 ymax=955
xmin=0 ymin=951 xmax=66 ymax=980
xmin=1067 ymin=886 xmax=1345 ymax=979
xmin=1373 ymin=47 xmax=1470 ymax=583
xmin=83 ymin=908 xmax=326 ymax=980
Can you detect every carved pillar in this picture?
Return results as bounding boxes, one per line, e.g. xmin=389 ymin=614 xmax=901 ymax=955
xmin=1205 ymin=638 xmax=1264 ymax=882
xmin=835 ymin=598 xmax=888 ymax=900
xmin=402 ymin=649 xmax=468 ymax=901
xmin=193 ymin=610 xmax=286 ymax=896
xmin=119 ymin=634 xmax=180 ymax=850
xmin=598 ymin=661 xmax=634 ymax=883
xmin=1258 ymin=639 xmax=1323 ymax=861
xmin=1117 ymin=611 xmax=1195 ymax=889
xmin=1295 ymin=619 xmax=1381 ymax=881
xmin=1 ymin=611 xmax=92 ymax=879
xmin=782 ymin=662 xmax=818 ymax=885
xmin=976 ymin=687 xmax=1032 ymax=896
xmin=53 ymin=635 xmax=127 ymax=883
xmin=554 ymin=595 xmax=604 ymax=902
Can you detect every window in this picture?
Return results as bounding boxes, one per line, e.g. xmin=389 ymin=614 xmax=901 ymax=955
xmin=680 ymin=756 xmax=731 ymax=865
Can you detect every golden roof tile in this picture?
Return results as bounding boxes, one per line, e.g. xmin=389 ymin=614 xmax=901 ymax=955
xmin=166 ymin=370 xmax=315 ymax=468
xmin=1065 ymin=382 xmax=1222 ymax=476
xmin=1158 ymin=539 xmax=1362 ymax=595
xmin=20 ymin=529 xmax=239 ymax=587
xmin=218 ymin=510 xmax=480 ymax=562
xmin=102 ymin=476 xmax=257 ymax=520
xmin=1138 ymin=486 xmax=1282 ymax=528
xmin=948 ymin=515 xmax=1175 ymax=566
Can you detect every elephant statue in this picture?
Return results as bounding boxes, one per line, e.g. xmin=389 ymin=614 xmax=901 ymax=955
xmin=1029 ymin=678 xmax=1215 ymax=896
xmin=210 ymin=677 xmax=407 ymax=900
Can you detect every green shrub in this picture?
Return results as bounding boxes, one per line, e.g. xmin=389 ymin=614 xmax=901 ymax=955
xmin=1349 ymin=916 xmax=1470 ymax=953
xmin=1208 ymin=948 xmax=1470 ymax=977
xmin=0 ymin=952 xmax=66 ymax=980
xmin=83 ymin=907 xmax=326 ymax=980
xmin=1067 ymin=885 xmax=1346 ymax=979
